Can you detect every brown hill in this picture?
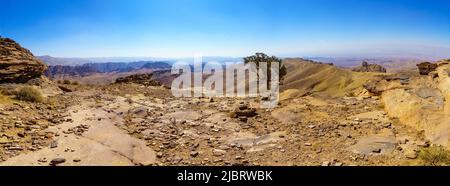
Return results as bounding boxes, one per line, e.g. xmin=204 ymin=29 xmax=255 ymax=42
xmin=281 ymin=58 xmax=384 ymax=98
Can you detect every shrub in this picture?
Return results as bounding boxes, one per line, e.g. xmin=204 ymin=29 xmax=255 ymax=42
xmin=63 ymin=79 xmax=71 ymax=84
xmin=56 ymin=80 xmax=62 ymax=84
xmin=72 ymin=81 xmax=79 ymax=85
xmin=15 ymin=86 xmax=44 ymax=103
xmin=419 ymin=146 xmax=450 ymax=166
xmin=0 ymin=92 xmax=11 ymax=104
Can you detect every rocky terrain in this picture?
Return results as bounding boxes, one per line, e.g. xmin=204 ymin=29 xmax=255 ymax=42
xmin=1 ymin=37 xmax=449 ymax=166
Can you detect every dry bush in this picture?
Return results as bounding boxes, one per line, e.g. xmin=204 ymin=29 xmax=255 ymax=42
xmin=72 ymin=81 xmax=79 ymax=85
xmin=15 ymin=86 xmax=44 ymax=103
xmin=63 ymin=79 xmax=71 ymax=84
xmin=419 ymin=146 xmax=450 ymax=166
xmin=0 ymin=92 xmax=11 ymax=104
xmin=0 ymin=86 xmax=17 ymax=96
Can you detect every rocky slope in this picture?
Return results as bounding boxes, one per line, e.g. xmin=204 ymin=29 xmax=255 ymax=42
xmin=0 ymin=37 xmax=47 ymax=83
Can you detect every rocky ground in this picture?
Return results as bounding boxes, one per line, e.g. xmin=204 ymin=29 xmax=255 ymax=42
xmin=0 ymin=82 xmax=431 ymax=166
xmin=1 ymin=37 xmax=443 ymax=166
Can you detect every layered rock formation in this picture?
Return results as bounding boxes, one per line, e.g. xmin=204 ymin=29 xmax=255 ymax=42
xmin=352 ymin=61 xmax=387 ymax=73
xmin=0 ymin=37 xmax=47 ymax=83
xmin=364 ymin=60 xmax=450 ymax=148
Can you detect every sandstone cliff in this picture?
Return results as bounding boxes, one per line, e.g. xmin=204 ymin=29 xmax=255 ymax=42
xmin=0 ymin=37 xmax=47 ymax=83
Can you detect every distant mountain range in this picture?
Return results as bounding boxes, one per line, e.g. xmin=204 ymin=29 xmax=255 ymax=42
xmin=38 ymin=55 xmax=243 ymax=66
xmin=38 ymin=55 xmax=92 ymax=66
xmin=44 ymin=61 xmax=172 ymax=78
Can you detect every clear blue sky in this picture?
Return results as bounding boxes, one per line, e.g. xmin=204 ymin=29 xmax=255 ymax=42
xmin=1 ymin=0 xmax=450 ymax=58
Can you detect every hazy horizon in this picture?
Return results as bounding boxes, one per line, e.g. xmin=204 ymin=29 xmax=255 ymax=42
xmin=2 ymin=0 xmax=450 ymax=58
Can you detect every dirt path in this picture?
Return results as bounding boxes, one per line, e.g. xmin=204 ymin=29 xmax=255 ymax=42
xmin=0 ymin=93 xmax=156 ymax=166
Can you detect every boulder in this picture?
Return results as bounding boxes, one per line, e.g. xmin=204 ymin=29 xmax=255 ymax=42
xmin=416 ymin=62 xmax=437 ymax=75
xmin=230 ymin=103 xmax=257 ymax=118
xmin=0 ymin=37 xmax=47 ymax=83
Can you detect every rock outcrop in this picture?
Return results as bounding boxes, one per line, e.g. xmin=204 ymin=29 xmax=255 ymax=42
xmin=0 ymin=37 xmax=47 ymax=83
xmin=352 ymin=61 xmax=387 ymax=73
xmin=114 ymin=73 xmax=162 ymax=86
xmin=380 ymin=60 xmax=450 ymax=149
xmin=417 ymin=62 xmax=438 ymax=75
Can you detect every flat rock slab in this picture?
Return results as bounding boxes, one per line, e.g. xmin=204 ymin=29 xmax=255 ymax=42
xmin=0 ymin=96 xmax=156 ymax=166
xmin=348 ymin=136 xmax=397 ymax=155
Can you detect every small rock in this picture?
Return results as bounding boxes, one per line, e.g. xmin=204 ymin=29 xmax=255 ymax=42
xmin=405 ymin=150 xmax=418 ymax=159
xmin=190 ymin=151 xmax=199 ymax=157
xmin=321 ymin=161 xmax=331 ymax=166
xmin=212 ymin=149 xmax=226 ymax=156
xmin=50 ymin=158 xmax=66 ymax=166
xmin=50 ymin=141 xmax=58 ymax=148
xmin=417 ymin=141 xmax=430 ymax=148
xmin=372 ymin=148 xmax=382 ymax=153
xmin=17 ymin=132 xmax=25 ymax=138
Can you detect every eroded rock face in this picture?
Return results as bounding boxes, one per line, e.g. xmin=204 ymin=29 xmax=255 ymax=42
xmin=353 ymin=61 xmax=387 ymax=73
xmin=0 ymin=37 xmax=47 ymax=83
xmin=381 ymin=61 xmax=450 ymax=148
xmin=417 ymin=62 xmax=437 ymax=75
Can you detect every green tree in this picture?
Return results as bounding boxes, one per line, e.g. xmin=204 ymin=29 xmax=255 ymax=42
xmin=243 ymin=53 xmax=287 ymax=81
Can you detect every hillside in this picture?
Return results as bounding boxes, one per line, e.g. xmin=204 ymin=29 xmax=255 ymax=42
xmin=281 ymin=58 xmax=385 ymax=98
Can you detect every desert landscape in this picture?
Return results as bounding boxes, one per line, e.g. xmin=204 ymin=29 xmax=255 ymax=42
xmin=1 ymin=36 xmax=449 ymax=166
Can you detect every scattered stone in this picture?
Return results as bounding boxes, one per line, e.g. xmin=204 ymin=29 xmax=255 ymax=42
xmin=405 ymin=150 xmax=418 ymax=159
xmin=49 ymin=158 xmax=66 ymax=166
xmin=190 ymin=151 xmax=199 ymax=157
xmin=212 ymin=149 xmax=226 ymax=157
xmin=73 ymin=158 xmax=81 ymax=162
xmin=50 ymin=141 xmax=58 ymax=148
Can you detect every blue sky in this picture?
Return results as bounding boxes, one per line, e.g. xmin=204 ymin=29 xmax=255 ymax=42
xmin=1 ymin=0 xmax=450 ymax=58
